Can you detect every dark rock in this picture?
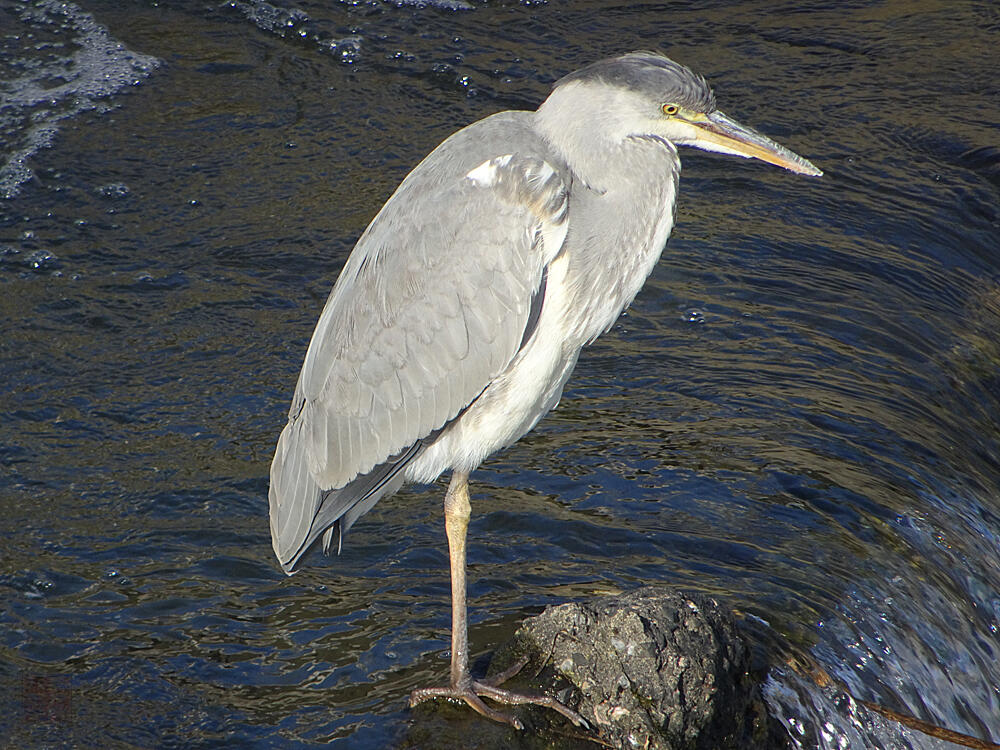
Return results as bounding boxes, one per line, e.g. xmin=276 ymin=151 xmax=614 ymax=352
xmin=487 ymin=587 xmax=786 ymax=750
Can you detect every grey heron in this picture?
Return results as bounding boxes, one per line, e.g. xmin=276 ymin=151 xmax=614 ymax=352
xmin=269 ymin=51 xmax=821 ymax=728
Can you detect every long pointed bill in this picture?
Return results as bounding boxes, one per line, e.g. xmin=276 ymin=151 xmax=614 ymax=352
xmin=692 ymin=110 xmax=822 ymax=176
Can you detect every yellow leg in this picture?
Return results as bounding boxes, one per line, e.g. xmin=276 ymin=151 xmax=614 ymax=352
xmin=445 ymin=470 xmax=472 ymax=689
xmin=408 ymin=472 xmax=587 ymax=730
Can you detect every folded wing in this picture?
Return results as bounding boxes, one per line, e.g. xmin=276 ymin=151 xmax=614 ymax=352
xmin=269 ymin=145 xmax=569 ymax=572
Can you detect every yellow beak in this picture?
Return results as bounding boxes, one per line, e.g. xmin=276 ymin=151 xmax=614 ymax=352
xmin=691 ymin=111 xmax=822 ymax=176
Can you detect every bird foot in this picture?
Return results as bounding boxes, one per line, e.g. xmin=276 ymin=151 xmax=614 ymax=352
xmin=409 ymin=656 xmax=587 ymax=730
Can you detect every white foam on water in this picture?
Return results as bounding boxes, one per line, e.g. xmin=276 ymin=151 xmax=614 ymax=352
xmin=1 ymin=1 xmax=161 ymax=199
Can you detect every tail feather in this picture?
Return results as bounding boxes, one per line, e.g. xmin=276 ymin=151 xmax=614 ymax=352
xmin=268 ymin=417 xmax=427 ymax=574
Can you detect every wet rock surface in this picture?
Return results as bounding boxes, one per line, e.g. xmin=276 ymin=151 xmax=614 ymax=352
xmin=482 ymin=587 xmax=786 ymax=749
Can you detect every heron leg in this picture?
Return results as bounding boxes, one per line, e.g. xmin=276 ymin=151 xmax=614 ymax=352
xmin=408 ymin=471 xmax=587 ymax=731
xmin=445 ymin=469 xmax=473 ymax=689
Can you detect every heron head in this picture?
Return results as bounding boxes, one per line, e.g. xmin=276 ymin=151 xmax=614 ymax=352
xmin=543 ymin=51 xmax=822 ymax=177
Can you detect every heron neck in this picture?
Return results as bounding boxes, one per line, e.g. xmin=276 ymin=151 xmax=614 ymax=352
xmin=534 ymin=89 xmax=638 ymax=192
xmin=559 ymin=138 xmax=680 ymax=345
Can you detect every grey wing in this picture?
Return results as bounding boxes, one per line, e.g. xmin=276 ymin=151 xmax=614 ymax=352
xmin=269 ymin=150 xmax=569 ymax=572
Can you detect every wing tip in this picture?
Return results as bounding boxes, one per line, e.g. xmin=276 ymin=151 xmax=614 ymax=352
xmin=269 ymin=421 xmax=324 ymax=575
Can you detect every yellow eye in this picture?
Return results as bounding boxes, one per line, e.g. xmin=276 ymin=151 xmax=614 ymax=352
xmin=661 ymin=103 xmax=680 ymax=116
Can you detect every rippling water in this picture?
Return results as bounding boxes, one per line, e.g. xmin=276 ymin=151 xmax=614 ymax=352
xmin=2 ymin=1 xmax=998 ymax=748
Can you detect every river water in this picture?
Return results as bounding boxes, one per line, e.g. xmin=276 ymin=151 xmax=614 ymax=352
xmin=1 ymin=1 xmax=998 ymax=748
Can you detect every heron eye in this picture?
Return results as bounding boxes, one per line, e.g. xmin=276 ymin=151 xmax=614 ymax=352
xmin=661 ymin=103 xmax=680 ymax=116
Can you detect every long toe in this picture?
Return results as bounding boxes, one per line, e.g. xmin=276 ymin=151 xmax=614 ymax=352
xmin=409 ymin=685 xmax=524 ymax=729
xmin=471 ymin=681 xmax=588 ymax=729
xmin=409 ymin=680 xmax=587 ymax=730
xmin=478 ymin=655 xmax=530 ymax=687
